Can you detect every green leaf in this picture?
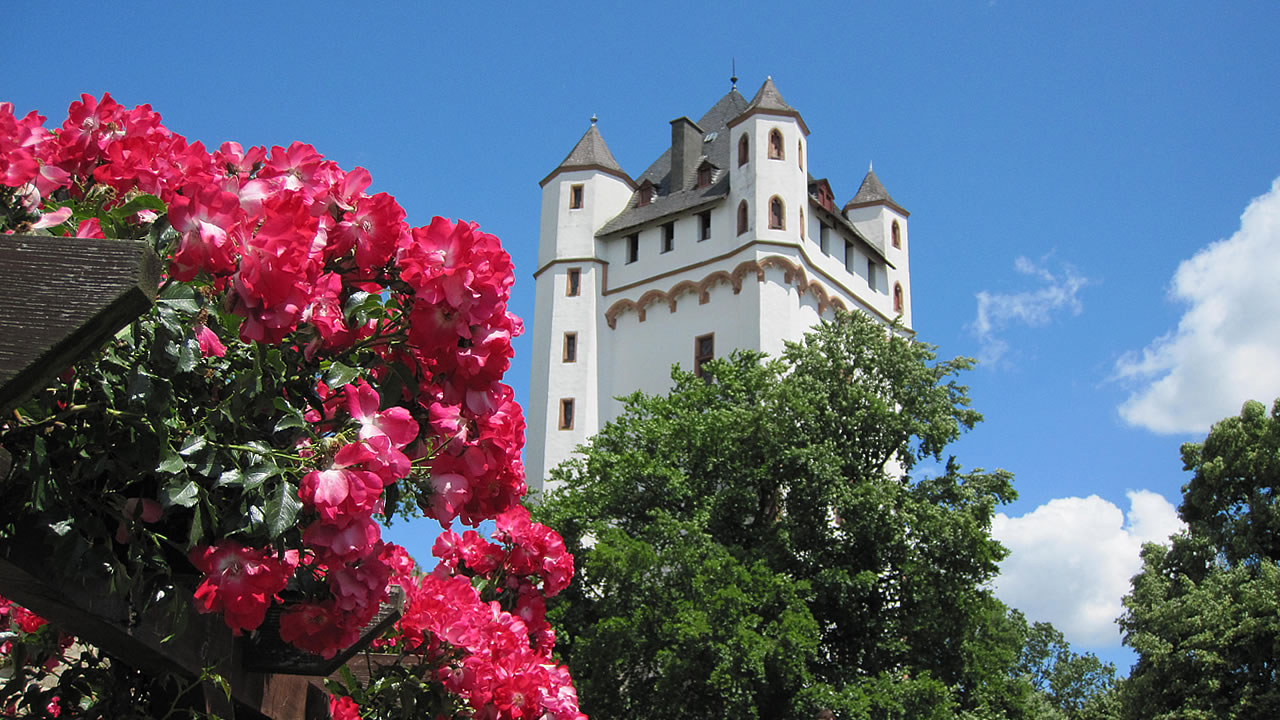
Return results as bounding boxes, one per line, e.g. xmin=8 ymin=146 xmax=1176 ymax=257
xmin=158 ymin=282 xmax=200 ymax=314
xmin=157 ymin=448 xmax=187 ymax=473
xmin=108 ymin=193 xmax=166 ymax=222
xmin=243 ymin=465 xmax=276 ymax=492
xmin=216 ymin=468 xmax=245 ymax=488
xmin=324 ymin=361 xmax=360 ymax=389
xmin=178 ymin=434 xmax=207 ymax=457
xmin=263 ymin=481 xmax=302 ymax=540
xmin=164 ymin=480 xmax=200 ymax=508
xmin=177 ymin=337 xmax=199 ymax=373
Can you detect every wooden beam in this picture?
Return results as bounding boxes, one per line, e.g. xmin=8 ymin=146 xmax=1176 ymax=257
xmin=0 ymin=234 xmax=160 ymax=414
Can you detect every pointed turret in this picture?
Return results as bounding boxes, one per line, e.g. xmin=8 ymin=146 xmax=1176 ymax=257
xmin=746 ymin=76 xmax=796 ymax=114
xmin=844 ymin=166 xmax=908 ymax=217
xmin=729 ymin=77 xmax=809 ymax=135
xmin=539 ymin=122 xmax=633 ymax=188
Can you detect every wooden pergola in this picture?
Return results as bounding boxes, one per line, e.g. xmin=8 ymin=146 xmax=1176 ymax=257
xmin=0 ymin=234 xmax=396 ymax=719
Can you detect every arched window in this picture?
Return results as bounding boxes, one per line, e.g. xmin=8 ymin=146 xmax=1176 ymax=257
xmin=893 ymin=283 xmax=904 ymax=314
xmin=737 ymin=200 xmax=748 ymax=235
xmin=797 ymin=139 xmax=803 ymax=169
xmin=738 ymin=134 xmax=749 ymax=167
xmin=891 ymin=220 xmax=901 ymax=249
xmin=799 ymin=208 xmax=805 ymax=239
xmin=769 ymin=196 xmax=785 ymax=230
xmin=768 ymin=129 xmax=784 ymax=160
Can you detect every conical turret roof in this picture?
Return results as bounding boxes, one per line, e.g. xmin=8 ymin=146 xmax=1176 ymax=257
xmin=844 ymin=166 xmax=909 ymax=216
xmin=728 ymin=76 xmax=809 ymax=135
xmin=539 ymin=122 xmax=634 ymax=187
xmin=745 ymin=76 xmax=795 ymax=113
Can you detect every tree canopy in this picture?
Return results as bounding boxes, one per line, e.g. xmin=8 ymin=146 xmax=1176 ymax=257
xmin=536 ymin=311 xmax=1092 ymax=719
xmin=1119 ymin=399 xmax=1280 ymax=719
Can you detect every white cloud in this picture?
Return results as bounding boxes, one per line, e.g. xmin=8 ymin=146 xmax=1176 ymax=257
xmin=1116 ymin=178 xmax=1280 ymax=434
xmin=971 ymin=256 xmax=1089 ymax=364
xmin=991 ymin=491 xmax=1183 ymax=648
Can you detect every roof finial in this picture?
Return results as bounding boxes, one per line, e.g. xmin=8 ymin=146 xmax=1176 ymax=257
xmin=590 ymin=114 xmax=598 ymax=125
xmin=868 ymin=160 xmax=874 ymax=173
xmin=731 ymin=58 xmax=737 ymax=90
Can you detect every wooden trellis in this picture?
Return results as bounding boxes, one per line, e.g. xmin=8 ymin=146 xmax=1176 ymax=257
xmin=0 ymin=234 xmax=396 ymax=719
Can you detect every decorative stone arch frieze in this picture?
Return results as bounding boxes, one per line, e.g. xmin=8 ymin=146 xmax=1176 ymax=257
xmin=604 ymin=254 xmax=848 ymax=329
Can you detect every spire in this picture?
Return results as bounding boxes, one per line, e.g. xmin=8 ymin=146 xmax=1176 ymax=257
xmin=540 ymin=121 xmax=633 ymax=187
xmin=845 ymin=166 xmax=909 ymax=216
xmin=731 ymin=58 xmax=738 ymax=91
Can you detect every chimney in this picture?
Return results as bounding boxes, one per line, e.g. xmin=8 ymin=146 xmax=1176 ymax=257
xmin=669 ymin=117 xmax=703 ymax=193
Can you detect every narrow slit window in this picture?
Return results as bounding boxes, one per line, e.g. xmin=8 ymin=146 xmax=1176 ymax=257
xmin=563 ymin=332 xmax=577 ymax=362
xmin=699 ymin=211 xmax=711 ymax=241
xmin=570 ymin=184 xmax=584 ymax=209
xmin=738 ymin=134 xmax=749 ymax=166
xmin=626 ymin=234 xmax=639 ymax=263
xmin=566 ymin=267 xmax=581 ymax=296
xmin=769 ymin=196 xmax=785 ymax=230
xmin=891 ymin=220 xmax=901 ymax=249
xmin=893 ymin=283 xmax=904 ymax=314
xmin=661 ymin=222 xmax=675 ymax=253
xmin=737 ymin=201 xmax=748 ymax=235
xmin=559 ymin=398 xmax=575 ymax=430
xmin=768 ymin=129 xmax=784 ymax=160
xmin=694 ymin=333 xmax=715 ymax=378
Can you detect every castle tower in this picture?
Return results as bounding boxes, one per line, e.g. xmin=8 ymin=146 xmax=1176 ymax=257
xmin=527 ymin=79 xmax=912 ymax=493
xmin=844 ymin=166 xmax=912 ymax=328
xmin=526 ymin=121 xmax=634 ymax=490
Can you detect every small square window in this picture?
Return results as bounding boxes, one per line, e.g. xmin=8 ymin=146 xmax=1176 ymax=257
xmin=566 ymin=268 xmax=581 ymax=296
xmin=563 ymin=332 xmax=577 ymax=363
xmin=626 ymin=234 xmax=639 ymax=264
xmin=570 ymin=184 xmax=584 ymax=210
xmin=661 ymin=223 xmax=674 ymax=253
xmin=559 ymin=398 xmax=575 ymax=430
xmin=698 ymin=211 xmax=711 ymax=241
xmin=694 ymin=333 xmax=714 ymax=378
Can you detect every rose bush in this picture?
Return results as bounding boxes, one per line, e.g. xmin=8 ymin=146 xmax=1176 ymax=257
xmin=0 ymin=95 xmax=580 ymax=719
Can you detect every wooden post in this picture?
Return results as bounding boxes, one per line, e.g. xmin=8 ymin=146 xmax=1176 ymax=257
xmin=0 ymin=234 xmax=161 ymax=414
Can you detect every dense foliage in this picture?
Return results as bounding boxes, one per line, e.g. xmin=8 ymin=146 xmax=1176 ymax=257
xmin=536 ymin=311 xmax=1105 ymax=719
xmin=1119 ymin=399 xmax=1280 ymax=719
xmin=0 ymin=95 xmax=580 ymax=719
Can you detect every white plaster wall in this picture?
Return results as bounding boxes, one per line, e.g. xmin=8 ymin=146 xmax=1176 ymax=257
xmin=538 ymin=169 xmax=632 ymax=267
xmin=600 ymin=274 xmax=762 ymax=423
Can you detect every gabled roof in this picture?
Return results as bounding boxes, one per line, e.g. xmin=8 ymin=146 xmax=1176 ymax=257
xmin=596 ymin=89 xmax=749 ymax=237
xmin=539 ymin=123 xmax=635 ymax=188
xmin=843 ymin=167 xmax=909 ymax=217
xmin=728 ymin=77 xmax=810 ymax=135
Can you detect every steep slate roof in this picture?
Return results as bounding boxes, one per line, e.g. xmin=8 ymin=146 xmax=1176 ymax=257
xmin=844 ymin=167 xmax=909 ymax=217
xmin=596 ymin=89 xmax=749 ymax=237
xmin=729 ymin=76 xmax=810 ymax=135
xmin=539 ymin=123 xmax=634 ymax=188
xmin=745 ymin=76 xmax=795 ymax=113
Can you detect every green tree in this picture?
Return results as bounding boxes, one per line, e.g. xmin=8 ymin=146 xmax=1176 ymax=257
xmin=1119 ymin=399 xmax=1280 ymax=719
xmin=1016 ymin=618 xmax=1118 ymax=720
xmin=537 ymin=312 xmax=1034 ymax=719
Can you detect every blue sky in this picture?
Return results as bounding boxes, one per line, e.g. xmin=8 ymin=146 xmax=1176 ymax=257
xmin=8 ymin=1 xmax=1280 ymax=671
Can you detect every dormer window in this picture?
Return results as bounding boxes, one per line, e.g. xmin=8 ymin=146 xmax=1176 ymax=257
xmin=638 ymin=182 xmax=654 ymax=207
xmin=696 ymin=162 xmax=713 ymax=189
xmin=738 ymin=134 xmax=749 ymax=166
xmin=768 ymin=129 xmax=784 ymax=160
